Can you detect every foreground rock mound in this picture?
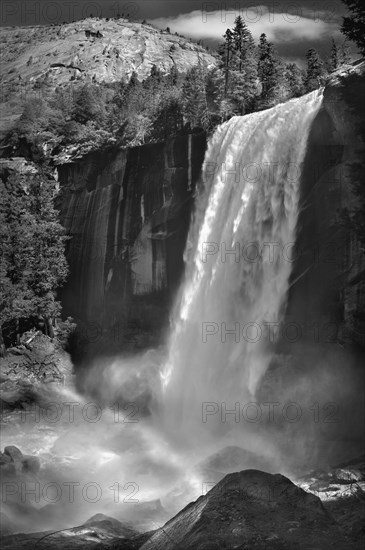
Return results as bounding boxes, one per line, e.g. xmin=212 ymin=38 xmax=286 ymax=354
xmin=1 ymin=513 xmax=144 ymax=549
xmin=1 ymin=468 xmax=362 ymax=549
xmin=137 ymin=469 xmax=356 ymax=550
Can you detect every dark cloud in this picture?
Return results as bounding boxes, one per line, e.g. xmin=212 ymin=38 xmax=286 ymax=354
xmin=0 ymin=0 xmax=347 ymax=27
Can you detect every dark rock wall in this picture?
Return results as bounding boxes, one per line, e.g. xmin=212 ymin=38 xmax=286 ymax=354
xmin=285 ymin=64 xmax=365 ymax=349
xmin=58 ymin=65 xmax=365 ymax=361
xmin=58 ymin=133 xmax=206 ymax=356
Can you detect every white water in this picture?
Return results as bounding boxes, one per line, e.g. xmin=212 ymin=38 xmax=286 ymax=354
xmin=4 ymin=90 xmax=330 ymax=535
xmin=160 ymin=90 xmax=324 ymax=443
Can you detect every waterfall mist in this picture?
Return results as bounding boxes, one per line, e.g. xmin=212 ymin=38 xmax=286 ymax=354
xmin=4 ymin=89 xmax=364 ymax=536
xmin=159 ymin=90 xmax=325 ymax=445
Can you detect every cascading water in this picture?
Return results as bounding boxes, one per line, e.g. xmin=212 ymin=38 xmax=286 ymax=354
xmin=3 ymin=90 xmax=329 ymax=536
xmin=160 ymin=90 xmax=324 ymax=444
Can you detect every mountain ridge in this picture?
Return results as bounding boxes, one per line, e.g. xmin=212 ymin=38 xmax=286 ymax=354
xmin=0 ymin=17 xmax=217 ymax=136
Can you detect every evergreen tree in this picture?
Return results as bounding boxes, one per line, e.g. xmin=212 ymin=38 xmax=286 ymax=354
xmin=232 ymin=16 xmax=255 ymax=72
xmin=229 ymin=17 xmax=258 ymax=114
xmin=341 ymin=0 xmax=365 ymax=55
xmin=0 ymin=174 xmax=38 ymax=345
xmin=257 ymin=33 xmax=285 ymax=106
xmin=151 ymin=98 xmax=183 ymax=141
xmin=182 ymin=64 xmax=210 ymax=130
xmin=328 ymin=39 xmax=341 ymax=72
xmin=0 ymin=172 xmax=68 ymax=348
xmin=304 ymin=48 xmax=326 ymax=92
xmin=142 ymin=65 xmax=163 ymax=114
xmin=0 ymin=178 xmax=18 ymax=352
xmin=149 ymin=64 xmax=163 ymax=84
xmin=73 ymin=84 xmax=105 ymax=125
xmin=128 ymin=70 xmax=139 ymax=89
xmin=205 ymin=67 xmax=226 ymax=124
xmin=284 ymin=63 xmax=305 ymax=98
xmin=26 ymin=173 xmax=69 ymax=335
xmin=166 ymin=64 xmax=179 ymax=86
xmin=218 ymin=28 xmax=234 ymax=98
xmin=340 ymin=40 xmax=352 ymax=64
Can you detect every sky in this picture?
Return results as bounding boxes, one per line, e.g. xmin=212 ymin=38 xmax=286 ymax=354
xmin=0 ymin=1 xmax=359 ymax=64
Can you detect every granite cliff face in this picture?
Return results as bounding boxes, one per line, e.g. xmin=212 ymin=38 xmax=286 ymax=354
xmin=58 ymin=133 xmax=206 ymax=356
xmin=0 ymin=17 xmax=216 ymax=135
xmin=57 ymin=63 xmax=365 ymax=360
xmin=285 ymin=61 xmax=365 ymax=349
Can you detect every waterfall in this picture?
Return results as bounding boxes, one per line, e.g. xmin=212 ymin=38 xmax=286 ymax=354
xmin=160 ymin=90 xmax=324 ymax=442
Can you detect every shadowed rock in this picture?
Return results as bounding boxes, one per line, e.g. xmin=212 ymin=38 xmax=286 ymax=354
xmin=137 ymin=469 xmax=357 ymax=550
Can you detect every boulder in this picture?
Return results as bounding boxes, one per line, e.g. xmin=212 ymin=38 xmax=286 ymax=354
xmin=0 ymin=452 xmax=12 ymax=465
xmin=334 ymin=468 xmax=364 ymax=483
xmin=83 ymin=513 xmax=137 ymax=538
xmin=3 ymin=445 xmax=24 ymax=474
xmin=4 ymin=445 xmax=23 ymax=463
xmin=139 ymin=469 xmax=356 ymax=550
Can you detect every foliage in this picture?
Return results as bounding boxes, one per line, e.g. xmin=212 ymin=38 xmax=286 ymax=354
xmin=284 ymin=63 xmax=305 ymax=98
xmin=257 ymin=33 xmax=286 ymax=107
xmin=341 ymin=0 xmax=365 ymax=55
xmin=327 ymin=39 xmax=352 ymax=72
xmin=304 ymin=48 xmax=327 ymax=92
xmin=0 ymin=171 xmax=69 ymax=345
xmin=7 ymin=18 xmax=355 ymax=157
xmin=217 ymin=16 xmax=258 ymax=116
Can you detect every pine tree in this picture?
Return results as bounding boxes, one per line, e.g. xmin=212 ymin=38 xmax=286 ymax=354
xmin=182 ymin=65 xmax=210 ymax=131
xmin=26 ymin=172 xmax=69 ymax=336
xmin=340 ymin=40 xmax=351 ymax=64
xmin=151 ymin=98 xmax=183 ymax=141
xmin=341 ymin=0 xmax=365 ymax=55
xmin=149 ymin=64 xmax=163 ymax=84
xmin=257 ymin=33 xmax=284 ymax=106
xmin=166 ymin=64 xmax=179 ymax=86
xmin=0 ymin=172 xmax=68 ymax=347
xmin=205 ymin=67 xmax=226 ymax=124
xmin=284 ymin=63 xmax=305 ymax=98
xmin=73 ymin=84 xmax=105 ymax=125
xmin=328 ymin=39 xmax=341 ymax=72
xmin=0 ymin=175 xmax=38 ymax=343
xmin=229 ymin=17 xmax=258 ymax=114
xmin=218 ymin=28 xmax=234 ymax=98
xmin=304 ymin=48 xmax=326 ymax=92
xmin=0 ymin=178 xmax=17 ymax=352
xmin=143 ymin=65 xmax=165 ymax=113
xmin=232 ymin=16 xmax=255 ymax=72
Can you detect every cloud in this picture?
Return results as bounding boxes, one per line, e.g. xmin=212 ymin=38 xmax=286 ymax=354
xmin=150 ymin=5 xmax=341 ymax=45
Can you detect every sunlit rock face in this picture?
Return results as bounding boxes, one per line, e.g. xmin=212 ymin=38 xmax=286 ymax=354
xmin=0 ymin=18 xmax=216 ymax=136
xmin=285 ymin=61 xmax=365 ymax=349
xmin=57 ymin=62 xmax=365 ymax=366
xmin=1 ymin=18 xmax=215 ymax=85
xmin=58 ymin=133 xmax=206 ymax=357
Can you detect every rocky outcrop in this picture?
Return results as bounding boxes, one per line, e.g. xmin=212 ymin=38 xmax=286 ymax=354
xmin=2 ymin=465 xmax=363 ymax=549
xmin=0 ymin=446 xmax=40 ymax=476
xmin=0 ymin=18 xmax=216 ymax=136
xmin=285 ymin=61 xmax=365 ymax=349
xmin=137 ymin=469 xmax=357 ymax=550
xmin=57 ymin=63 xmax=365 ymax=360
xmin=58 ymin=133 xmax=206 ymax=357
xmin=1 ymin=514 xmax=144 ymax=549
